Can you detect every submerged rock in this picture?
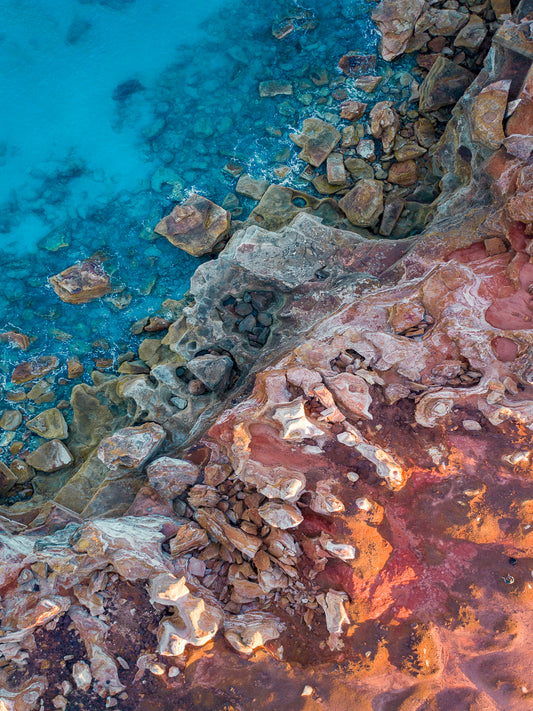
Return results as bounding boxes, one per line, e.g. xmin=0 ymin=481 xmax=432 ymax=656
xmin=155 ymin=194 xmax=230 ymax=256
xmin=11 ymin=356 xmax=60 ymax=384
xmin=49 ymin=258 xmax=110 ymax=304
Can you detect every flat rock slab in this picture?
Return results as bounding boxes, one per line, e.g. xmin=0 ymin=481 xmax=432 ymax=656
xmin=155 ymin=194 xmax=230 ymax=256
xmin=97 ymin=422 xmax=166 ymax=470
xmin=49 ymin=258 xmax=110 ymax=304
xmin=290 ymin=118 xmax=341 ymax=167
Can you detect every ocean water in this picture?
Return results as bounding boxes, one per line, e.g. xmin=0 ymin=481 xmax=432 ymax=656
xmin=0 ymin=0 xmax=413 ymax=425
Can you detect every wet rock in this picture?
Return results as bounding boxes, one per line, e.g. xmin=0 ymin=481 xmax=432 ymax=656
xmin=290 ymin=118 xmax=341 ymax=167
xmin=388 ymin=160 xmax=418 ymax=186
xmin=344 ymin=157 xmax=374 ymax=180
xmin=258 ymin=80 xmax=292 ymax=97
xmin=0 ymin=330 xmax=30 ymax=349
xmin=339 ymin=179 xmax=384 ymax=226
xmin=326 ymin=153 xmax=347 ymax=185
xmin=340 ymin=100 xmax=367 ymax=120
xmin=419 ymin=56 xmax=474 ymax=112
xmin=370 ymin=101 xmax=400 ymax=154
xmin=0 ymin=461 xmax=17 ymax=494
xmin=471 ymin=80 xmax=510 ymax=150
xmin=67 ymin=356 xmax=84 ymax=379
xmin=0 ymin=409 xmax=22 ymax=431
xmin=49 ymin=258 xmax=110 ymax=304
xmin=26 ymin=439 xmax=73 ymax=472
xmin=338 ymin=52 xmax=376 ymax=77
xmin=187 ymin=354 xmax=233 ymax=393
xmin=154 ymin=194 xmax=230 ymax=257
xmin=236 ymin=174 xmax=269 ymax=201
xmin=454 ymin=14 xmax=487 ymax=50
xmin=372 ymin=0 xmax=427 ymax=61
xmin=97 ymin=422 xmax=166 ymax=470
xmin=354 ymin=75 xmax=383 ymax=92
xmin=258 ymin=501 xmax=303 ymax=529
xmin=26 ymin=407 xmax=68 ymax=440
xmin=11 ymin=356 xmax=60 ymax=384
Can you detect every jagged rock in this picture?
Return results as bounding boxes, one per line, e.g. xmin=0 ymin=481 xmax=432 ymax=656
xmin=394 ymin=139 xmax=426 ymax=162
xmin=169 ymin=522 xmax=209 ymax=557
xmin=72 ymin=661 xmax=92 ymax=692
xmin=339 ymin=179 xmax=384 ymax=226
xmin=195 ymin=507 xmax=262 ymax=557
xmin=146 ymin=457 xmax=199 ymax=498
xmin=187 ymin=354 xmax=233 ymax=393
xmin=471 ymin=80 xmax=510 ymax=149
xmin=290 ymin=118 xmax=341 ymax=167
xmin=271 ymin=398 xmax=324 ymax=441
xmin=242 ymin=461 xmax=306 ymax=502
xmin=416 ymin=8 xmax=469 ymax=37
xmin=317 ymin=590 xmax=350 ymax=636
xmin=354 ymin=75 xmax=383 ymax=92
xmin=97 ymin=422 xmax=166 ymax=470
xmin=325 ymin=373 xmax=372 ymax=419
xmin=419 ymin=56 xmax=474 ymax=112
xmin=26 ymin=440 xmax=73 ymax=472
xmin=224 ymin=612 xmax=284 ymax=655
xmin=344 ymin=157 xmax=374 ymax=180
xmin=11 ymin=356 xmax=60 ymax=384
xmin=26 ymin=408 xmax=68 ymax=440
xmin=371 ymin=0 xmax=427 ymax=61
xmin=49 ymin=258 xmax=110 ymax=304
xmin=454 ymin=14 xmax=487 ymax=50
xmin=258 ymin=501 xmax=303 ymax=529
xmin=370 ymin=101 xmax=399 ymax=154
xmin=154 ymin=194 xmax=230 ymax=256
xmin=340 ymin=100 xmax=367 ymax=120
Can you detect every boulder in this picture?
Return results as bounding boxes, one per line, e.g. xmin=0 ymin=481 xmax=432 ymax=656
xmin=416 ymin=8 xmax=469 ymax=37
xmin=258 ymin=501 xmax=303 ymax=529
xmin=339 ymin=179 xmax=384 ymax=226
xmin=26 ymin=440 xmax=73 ymax=472
xmin=372 ymin=0 xmax=427 ymax=61
xmin=326 ymin=154 xmax=347 ymax=185
xmin=11 ymin=356 xmax=60 ymax=384
xmin=419 ymin=56 xmax=474 ymax=112
xmin=0 ymin=462 xmax=17 ymax=494
xmin=353 ymin=75 xmax=383 ymax=92
xmin=49 ymin=258 xmax=110 ymax=304
xmin=454 ymin=14 xmax=487 ymax=50
xmin=154 ymin=194 xmax=230 ymax=256
xmin=258 ymin=80 xmax=292 ymax=98
xmin=236 ymin=174 xmax=269 ymax=201
xmin=370 ymin=101 xmax=400 ymax=154
xmin=388 ymin=160 xmax=418 ymax=186
xmin=187 ymin=354 xmax=233 ymax=392
xmin=26 ymin=408 xmax=68 ymax=440
xmin=97 ymin=422 xmax=166 ymax=470
xmin=146 ymin=457 xmax=199 ymax=498
xmin=471 ymin=80 xmax=510 ymax=150
xmin=290 ymin=118 xmax=341 ymax=167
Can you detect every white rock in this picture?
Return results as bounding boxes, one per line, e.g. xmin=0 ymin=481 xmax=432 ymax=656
xmin=258 ymin=502 xmax=303 ymax=529
xmin=72 ymin=661 xmax=92 ymax=692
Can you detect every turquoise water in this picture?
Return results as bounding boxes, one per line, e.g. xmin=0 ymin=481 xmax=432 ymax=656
xmin=0 ymin=0 xmax=413 ymax=403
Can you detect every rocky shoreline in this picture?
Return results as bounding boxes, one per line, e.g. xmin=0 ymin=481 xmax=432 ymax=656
xmin=3 ymin=0 xmax=533 ymax=709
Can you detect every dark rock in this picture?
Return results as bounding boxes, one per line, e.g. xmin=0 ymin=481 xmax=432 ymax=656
xmin=187 ymin=354 xmax=234 ymax=393
xmin=419 ymin=56 xmax=475 ymax=112
xmin=338 ymin=53 xmax=376 ymax=77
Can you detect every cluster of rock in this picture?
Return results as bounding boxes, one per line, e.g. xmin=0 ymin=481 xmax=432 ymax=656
xmin=3 ymin=0 xmax=533 ymax=708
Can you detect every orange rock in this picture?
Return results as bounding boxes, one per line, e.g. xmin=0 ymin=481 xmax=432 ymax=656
xmin=11 ymin=356 xmax=60 ymax=384
xmin=67 ymin=357 xmax=84 ymax=379
xmin=49 ymin=258 xmax=110 ymax=304
xmin=471 ymin=80 xmax=510 ymax=149
xmin=388 ymin=160 xmax=418 ymax=186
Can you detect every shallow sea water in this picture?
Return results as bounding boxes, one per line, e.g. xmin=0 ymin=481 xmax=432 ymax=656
xmin=0 ymin=0 xmax=413 ymax=415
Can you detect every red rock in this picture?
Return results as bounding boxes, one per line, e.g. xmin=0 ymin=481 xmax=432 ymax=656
xmin=49 ymin=258 xmax=110 ymax=304
xmin=11 ymin=356 xmax=60 ymax=384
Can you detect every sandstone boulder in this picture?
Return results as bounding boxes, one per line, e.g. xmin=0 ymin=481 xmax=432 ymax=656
xmin=290 ymin=118 xmax=341 ymax=167
xmin=187 ymin=354 xmax=233 ymax=393
xmin=97 ymin=422 xmax=166 ymax=470
xmin=370 ymin=101 xmax=400 ymax=154
xmin=454 ymin=14 xmax=487 ymax=50
xmin=339 ymin=179 xmax=384 ymax=226
xmin=49 ymin=258 xmax=110 ymax=304
xmin=26 ymin=439 xmax=73 ymax=472
xmin=154 ymin=194 xmax=230 ymax=256
xmin=258 ymin=501 xmax=303 ymax=529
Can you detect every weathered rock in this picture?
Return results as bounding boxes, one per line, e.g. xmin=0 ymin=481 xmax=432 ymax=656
xmin=187 ymin=354 xmax=233 ymax=392
xmin=454 ymin=14 xmax=487 ymax=50
xmin=196 ymin=507 xmax=262 ymax=557
xmin=340 ymin=100 xmax=367 ymax=120
xmin=0 ymin=330 xmax=29 ymax=350
xmin=490 ymin=0 xmax=511 ymax=19
xmin=236 ymin=174 xmax=269 ymax=201
xmin=258 ymin=501 xmax=303 ymax=529
xmin=353 ymin=75 xmax=383 ymax=92
xmin=326 ymin=153 xmax=347 ymax=185
xmin=344 ymin=157 xmax=374 ymax=180
xmin=356 ymin=138 xmax=376 ymax=161
xmin=419 ymin=56 xmax=474 ymax=112
xmin=169 ymin=522 xmax=209 ymax=557
xmin=414 ymin=117 xmax=436 ymax=148
xmin=371 ymin=0 xmax=427 ymax=61
xmin=471 ymin=80 xmax=510 ymax=150
xmin=67 ymin=356 xmax=84 ymax=379
xmin=258 ymin=80 xmax=292 ymax=98
xmin=224 ymin=612 xmax=284 ymax=655
xmin=380 ymin=197 xmax=406 ymax=237
xmin=339 ymin=179 xmax=384 ymax=226
xmin=154 ymin=194 xmax=230 ymax=256
xmin=11 ymin=356 xmax=60 ymax=384
xmin=290 ymin=118 xmax=341 ymax=167
xmin=370 ymin=101 xmax=400 ymax=154
xmin=388 ymin=160 xmax=418 ymax=186
xmin=146 ymin=457 xmax=199 ymax=498
xmin=416 ymin=8 xmax=469 ymax=37
xmin=0 ymin=409 xmax=22 ymax=431
xmin=49 ymin=258 xmax=110 ymax=304
xmin=26 ymin=439 xmax=73 ymax=472
xmin=394 ymin=139 xmax=427 ymax=162
xmin=97 ymin=422 xmax=166 ymax=470
xmin=26 ymin=408 xmax=68 ymax=440
xmin=338 ymin=53 xmax=376 ymax=77
xmin=271 ymin=9 xmax=317 ymax=39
